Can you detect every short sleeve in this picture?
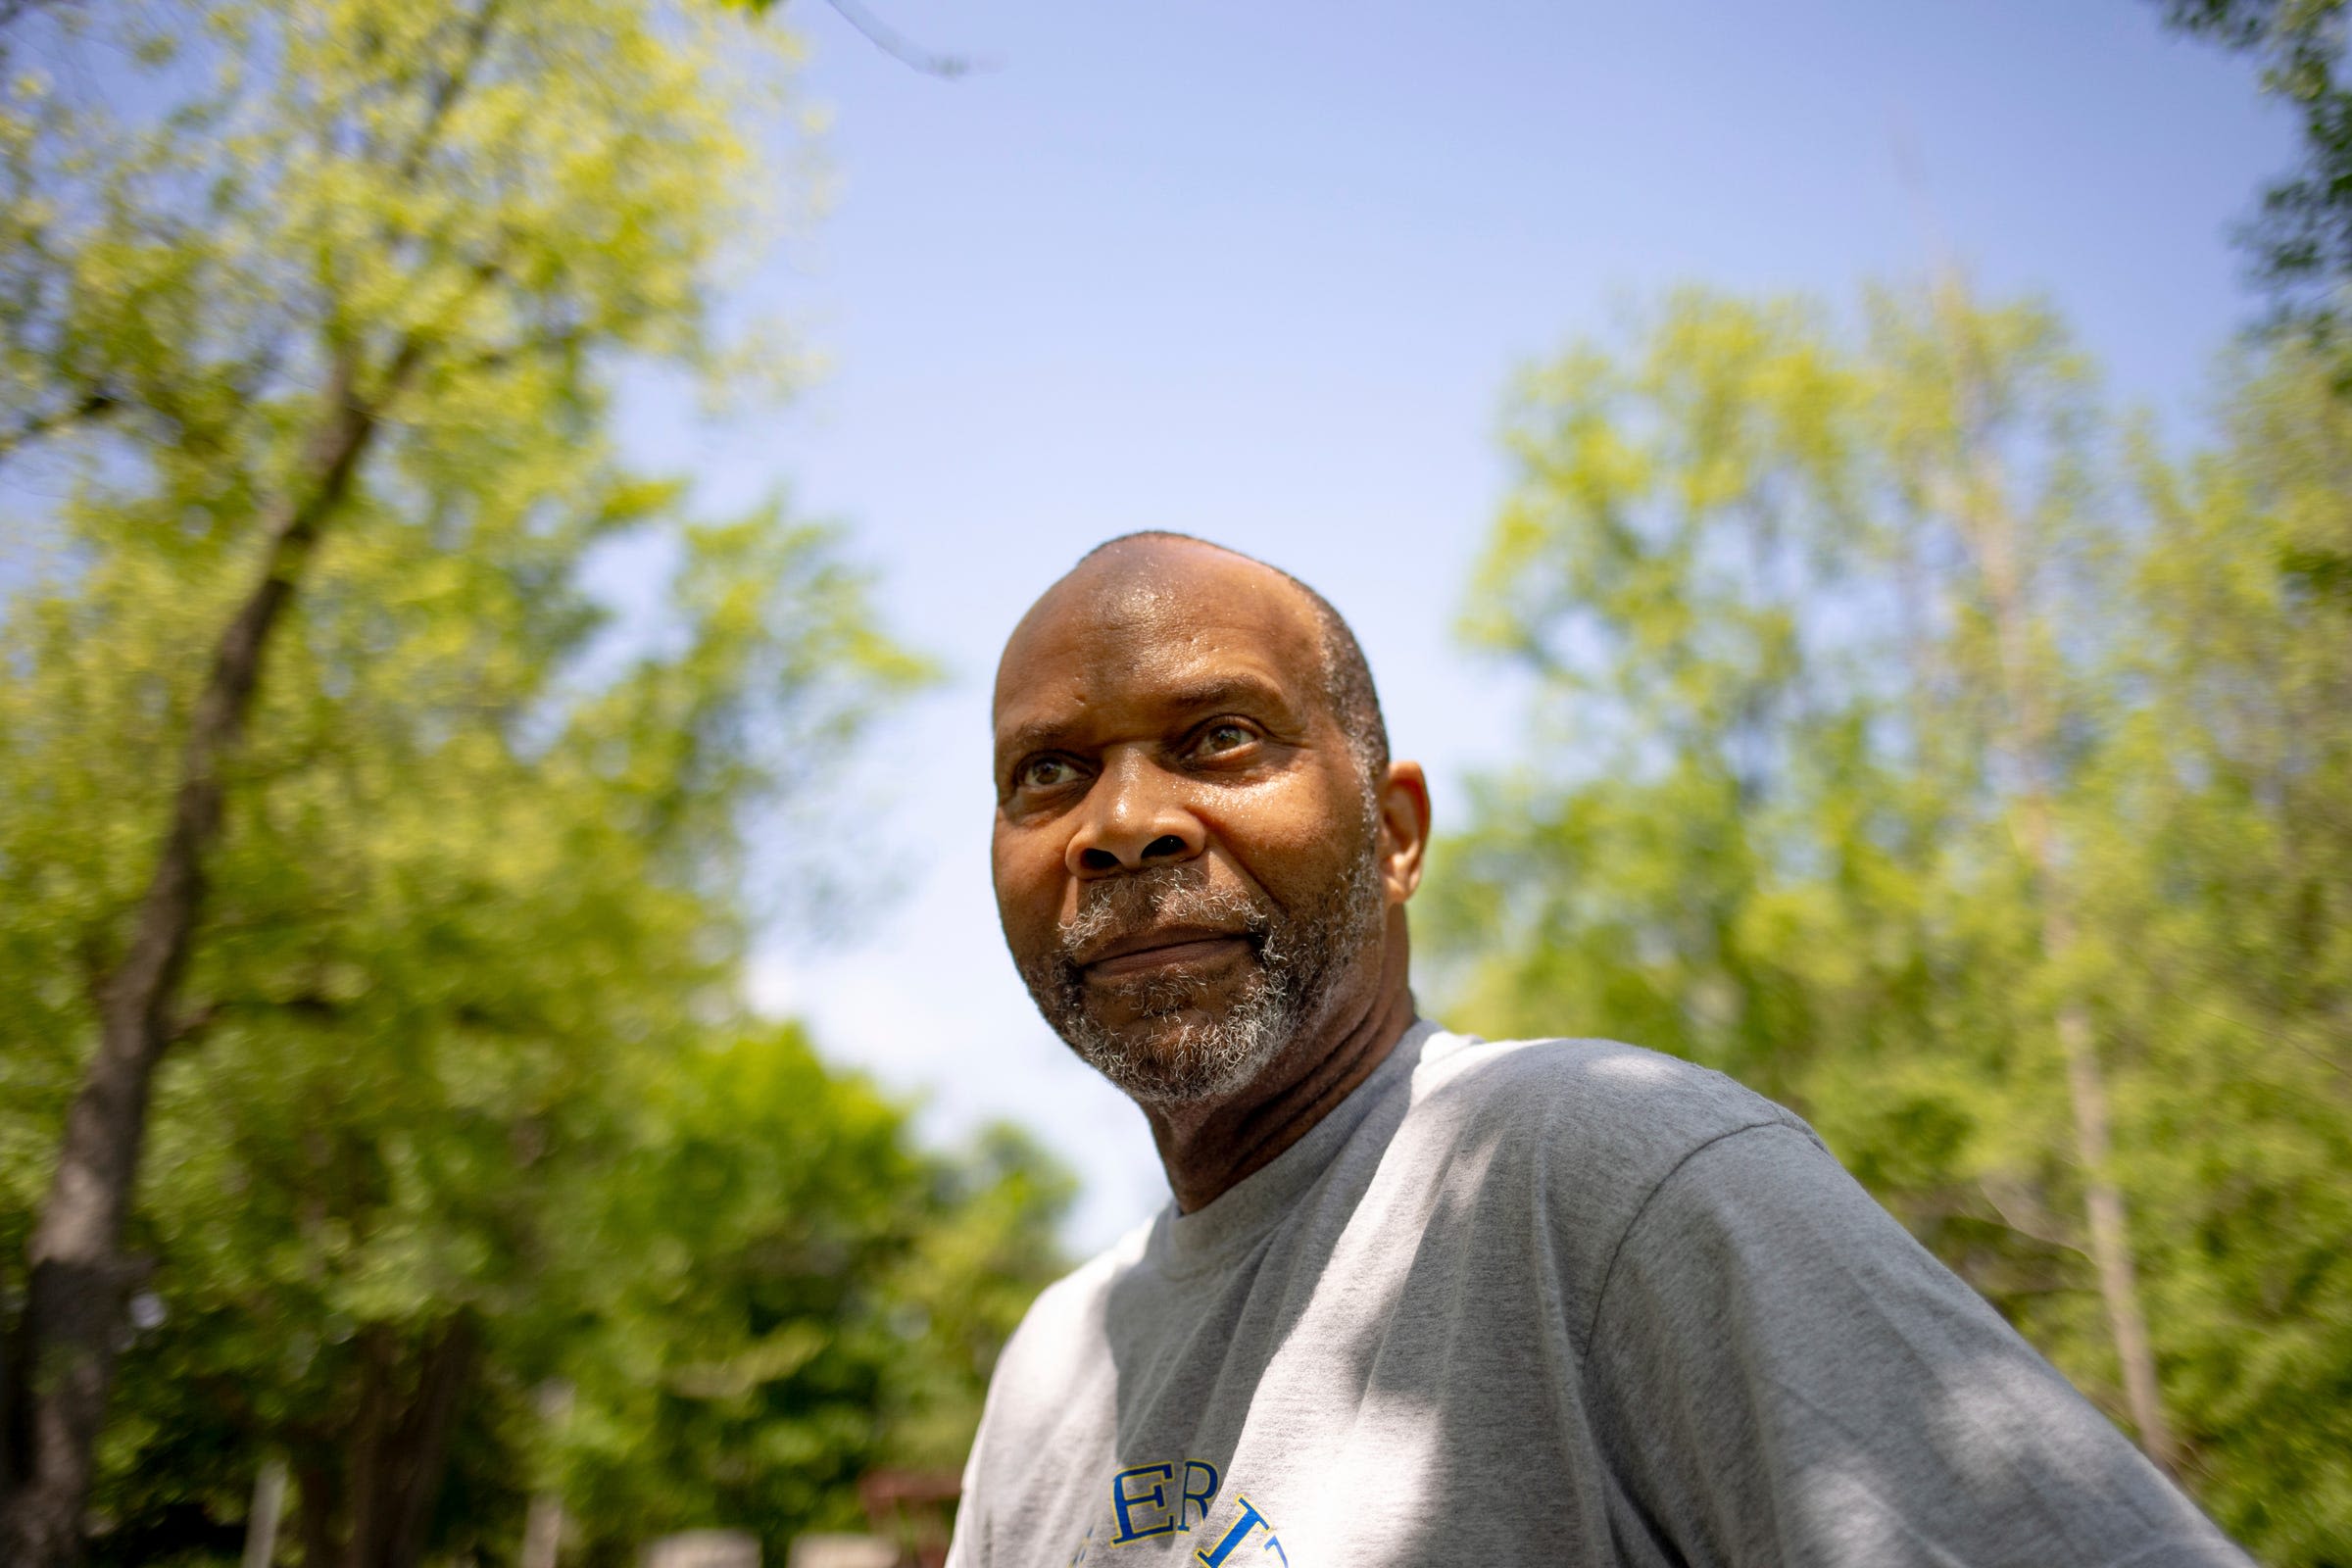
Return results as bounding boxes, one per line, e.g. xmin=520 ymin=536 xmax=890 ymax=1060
xmin=1583 ymin=1124 xmax=2249 ymax=1568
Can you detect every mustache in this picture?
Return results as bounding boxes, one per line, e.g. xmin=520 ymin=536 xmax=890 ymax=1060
xmin=1057 ymin=862 xmax=1274 ymax=962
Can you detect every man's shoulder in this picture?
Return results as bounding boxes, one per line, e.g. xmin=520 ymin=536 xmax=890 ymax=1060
xmin=1405 ymin=1030 xmax=1818 ymax=1177
xmin=1010 ymin=1210 xmax=1150 ymax=1328
xmin=983 ymin=1202 xmax=1168 ymax=1396
xmin=994 ymin=1034 xmax=1820 ymax=1371
xmin=1401 ymin=1029 xmax=1806 ymax=1142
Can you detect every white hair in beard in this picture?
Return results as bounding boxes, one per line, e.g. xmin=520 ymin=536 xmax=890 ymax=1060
xmin=1017 ymin=791 xmax=1388 ymax=1105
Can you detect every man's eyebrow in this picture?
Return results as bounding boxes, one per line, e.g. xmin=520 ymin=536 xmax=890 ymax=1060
xmin=995 ymin=718 xmax=1075 ymax=764
xmin=993 ymin=675 xmax=1299 ymax=763
xmin=1151 ymin=673 xmax=1295 ymax=718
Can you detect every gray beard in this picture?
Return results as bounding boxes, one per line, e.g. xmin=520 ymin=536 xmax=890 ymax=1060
xmin=1016 ymin=830 xmax=1387 ymax=1106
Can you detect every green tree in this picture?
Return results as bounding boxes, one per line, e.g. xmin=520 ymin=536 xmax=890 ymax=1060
xmin=2154 ymin=1 xmax=2352 ymax=327
xmin=546 ymin=1034 xmax=1070 ymax=1565
xmin=1433 ymin=283 xmax=2352 ymax=1562
xmin=2150 ymin=1 xmax=2352 ymax=614
xmin=2091 ymin=338 xmax=2352 ymax=1559
xmin=0 ymin=483 xmax=933 ymax=1564
xmin=0 ymin=0 xmax=1045 ymax=1559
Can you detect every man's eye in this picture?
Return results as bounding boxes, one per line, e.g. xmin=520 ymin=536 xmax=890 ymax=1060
xmin=1020 ymin=757 xmax=1078 ymax=789
xmin=1197 ymin=722 xmax=1253 ymax=756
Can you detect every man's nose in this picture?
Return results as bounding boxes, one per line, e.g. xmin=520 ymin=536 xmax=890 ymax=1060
xmin=1064 ymin=751 xmax=1205 ymax=876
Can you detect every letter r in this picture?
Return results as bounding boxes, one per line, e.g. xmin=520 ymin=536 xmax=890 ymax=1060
xmin=1180 ymin=1459 xmax=1221 ymax=1530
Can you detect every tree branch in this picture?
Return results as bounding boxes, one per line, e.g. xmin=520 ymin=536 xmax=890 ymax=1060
xmin=818 ymin=0 xmax=991 ymax=79
xmin=0 ymin=387 xmax=120 ymax=465
xmin=399 ymin=0 xmax=507 ymax=181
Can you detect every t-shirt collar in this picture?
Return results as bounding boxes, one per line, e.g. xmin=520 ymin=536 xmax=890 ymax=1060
xmin=1156 ymin=1016 xmax=1441 ymax=1276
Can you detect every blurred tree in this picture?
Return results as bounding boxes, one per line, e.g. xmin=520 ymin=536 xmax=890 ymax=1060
xmin=0 ymin=0 xmax=1068 ymax=1564
xmin=0 ymin=0 xmax=787 ymax=1549
xmin=1432 ymin=283 xmax=2352 ymax=1562
xmin=546 ymin=1038 xmax=1069 ymax=1566
xmin=2096 ymin=337 xmax=2352 ymax=1560
xmin=2153 ymin=0 xmax=2352 ymax=607
xmin=0 ymin=487 xmax=927 ymax=1567
xmin=2154 ymin=1 xmax=2352 ymax=330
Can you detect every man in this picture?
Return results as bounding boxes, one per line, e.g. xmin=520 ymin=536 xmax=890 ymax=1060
xmin=950 ymin=532 xmax=2246 ymax=1567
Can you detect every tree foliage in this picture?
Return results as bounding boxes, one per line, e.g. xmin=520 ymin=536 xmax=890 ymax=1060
xmin=0 ymin=0 xmax=1068 ymax=1560
xmin=2152 ymin=0 xmax=2352 ymax=649
xmin=1432 ymin=283 xmax=2352 ymax=1565
xmin=2155 ymin=1 xmax=2352 ymax=319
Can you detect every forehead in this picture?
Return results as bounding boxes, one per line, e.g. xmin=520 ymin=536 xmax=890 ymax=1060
xmin=992 ymin=547 xmax=1326 ymax=744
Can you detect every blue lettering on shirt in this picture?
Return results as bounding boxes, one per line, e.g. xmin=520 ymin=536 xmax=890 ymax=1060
xmin=1179 ymin=1459 xmax=1222 ymax=1531
xmin=1195 ymin=1494 xmax=1277 ymax=1568
xmin=1100 ymin=1459 xmax=1279 ymax=1560
xmin=1110 ymin=1463 xmax=1177 ymax=1544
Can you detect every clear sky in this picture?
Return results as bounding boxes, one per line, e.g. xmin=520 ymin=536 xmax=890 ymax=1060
xmin=618 ymin=0 xmax=2299 ymax=1252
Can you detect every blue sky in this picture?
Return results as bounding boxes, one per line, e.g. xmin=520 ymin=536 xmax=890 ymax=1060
xmin=625 ymin=0 xmax=2299 ymax=1251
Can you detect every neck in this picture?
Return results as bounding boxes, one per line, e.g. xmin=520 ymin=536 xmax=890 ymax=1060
xmin=1143 ymin=917 xmax=1417 ymax=1213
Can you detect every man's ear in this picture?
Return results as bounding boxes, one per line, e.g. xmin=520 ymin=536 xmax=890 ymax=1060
xmin=1377 ymin=760 xmax=1431 ymax=905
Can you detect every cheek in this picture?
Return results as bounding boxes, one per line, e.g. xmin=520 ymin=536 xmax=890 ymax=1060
xmin=1203 ymin=773 xmax=1367 ymax=906
xmin=992 ymin=822 xmax=1068 ymax=950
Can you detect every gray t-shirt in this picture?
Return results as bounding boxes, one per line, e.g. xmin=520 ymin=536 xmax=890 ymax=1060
xmin=946 ymin=1024 xmax=2247 ymax=1568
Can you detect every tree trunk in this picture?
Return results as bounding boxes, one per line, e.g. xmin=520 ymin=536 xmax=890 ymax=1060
xmin=344 ymin=1319 xmax=478 ymax=1568
xmin=1938 ymin=310 xmax=2182 ymax=1478
xmin=517 ymin=1381 xmax=574 ymax=1568
xmin=294 ymin=1459 xmax=341 ymax=1568
xmin=242 ymin=1457 xmax=289 ymax=1568
xmin=2000 ymin=655 xmax=2181 ymax=1479
xmin=2024 ymin=793 xmax=2181 ymax=1476
xmin=0 ymin=350 xmax=400 ymax=1566
xmin=2055 ymin=994 xmax=2181 ymax=1475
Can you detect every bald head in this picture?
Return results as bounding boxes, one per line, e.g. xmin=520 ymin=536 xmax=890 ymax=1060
xmin=999 ymin=532 xmax=1390 ymax=788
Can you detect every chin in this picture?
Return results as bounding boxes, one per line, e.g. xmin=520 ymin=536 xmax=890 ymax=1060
xmin=1062 ymin=997 xmax=1296 ymax=1107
